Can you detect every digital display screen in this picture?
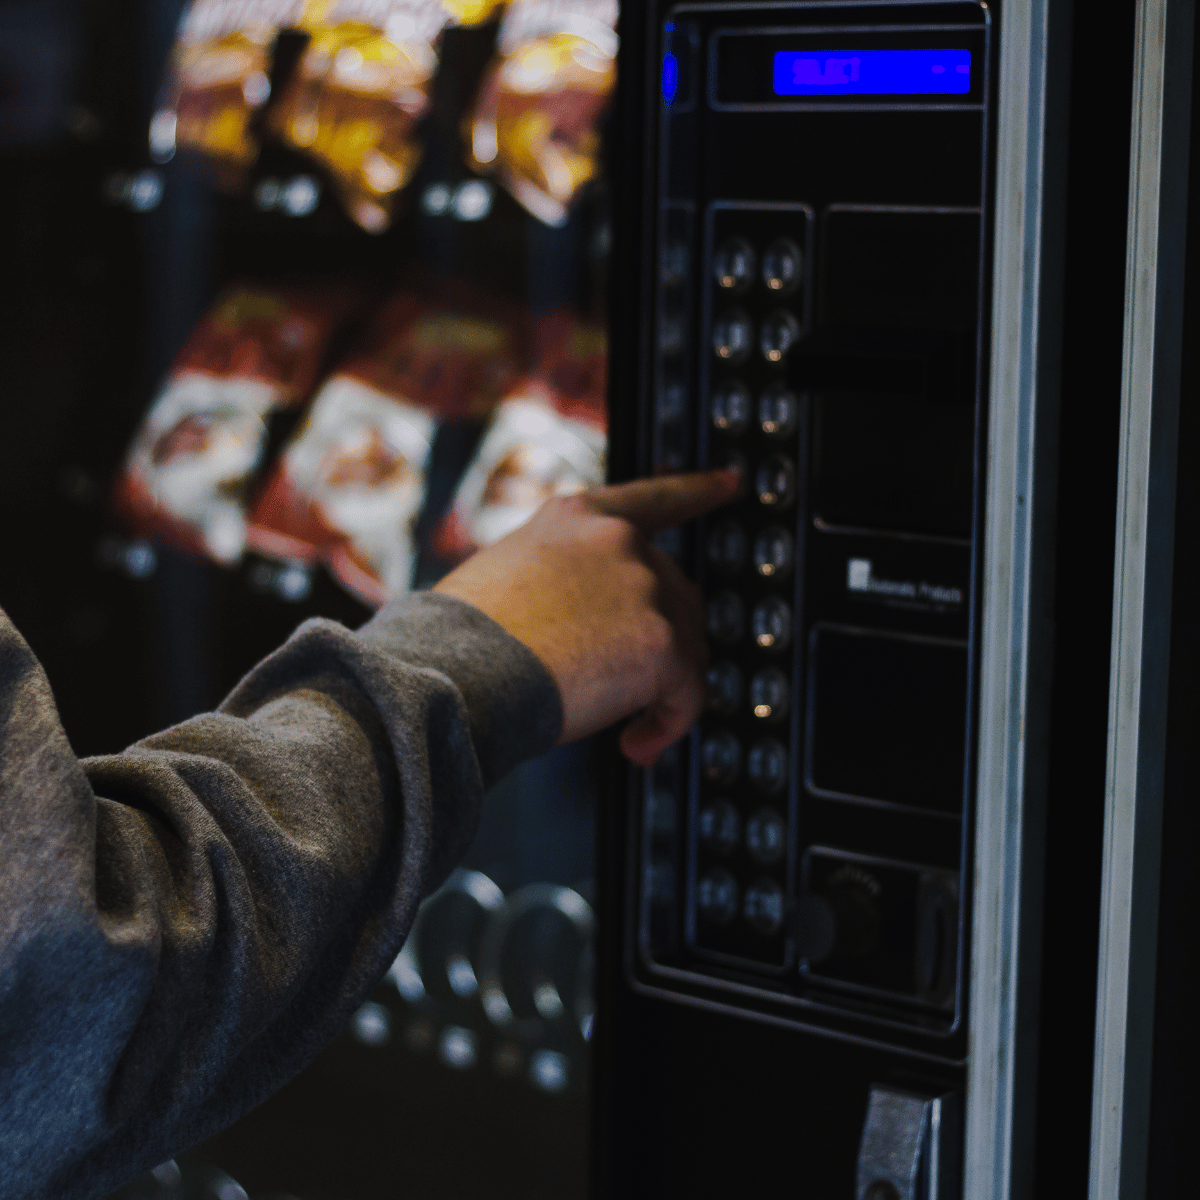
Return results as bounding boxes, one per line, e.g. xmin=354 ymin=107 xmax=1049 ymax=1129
xmin=773 ymin=49 xmax=971 ymax=96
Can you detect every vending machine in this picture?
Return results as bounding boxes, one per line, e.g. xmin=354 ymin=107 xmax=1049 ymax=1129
xmin=592 ymin=1 xmax=1144 ymax=1196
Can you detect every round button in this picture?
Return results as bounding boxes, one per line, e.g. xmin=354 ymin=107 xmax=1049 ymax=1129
xmin=697 ymin=867 xmax=739 ymax=926
xmin=752 ymin=597 xmax=793 ymax=652
xmin=756 ymin=455 xmax=796 ymax=508
xmin=749 ymin=667 xmax=790 ymax=722
xmin=747 ymin=737 xmax=788 ymax=794
xmin=707 ymin=660 xmax=742 ymax=715
xmin=760 ymin=310 xmax=801 ymax=363
xmin=697 ymin=800 xmax=741 ymax=856
xmin=713 ymin=310 xmax=753 ymax=362
xmin=710 ymin=380 xmax=751 ymax=435
xmin=658 ymin=378 xmax=686 ymax=420
xmin=659 ymin=314 xmax=686 ymax=355
xmin=706 ymin=520 xmax=747 ymax=575
xmin=714 ymin=237 xmax=756 ymax=292
xmin=758 ymin=383 xmax=800 ymax=438
xmin=707 ymin=590 xmax=745 ymax=645
xmin=661 ymin=241 xmax=688 ymax=286
xmin=762 ymin=237 xmax=802 ymax=295
xmin=701 ymin=730 xmax=741 ymax=786
xmin=743 ymin=877 xmax=786 ymax=936
xmin=753 ymin=525 xmax=794 ymax=578
xmin=745 ymin=807 xmax=787 ymax=865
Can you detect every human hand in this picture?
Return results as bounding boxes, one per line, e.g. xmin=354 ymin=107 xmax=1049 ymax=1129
xmin=434 ymin=469 xmax=740 ymax=765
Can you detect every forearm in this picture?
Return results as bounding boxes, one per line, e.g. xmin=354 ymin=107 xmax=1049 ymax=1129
xmin=0 ymin=593 xmax=560 ymax=1200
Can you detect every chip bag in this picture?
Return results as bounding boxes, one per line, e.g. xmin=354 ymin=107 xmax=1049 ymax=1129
xmin=248 ymin=285 xmax=527 ymax=605
xmin=432 ymin=310 xmax=606 ymax=561
xmin=266 ymin=0 xmax=506 ymax=232
xmin=464 ymin=0 xmax=617 ymax=226
xmin=150 ymin=0 xmax=307 ymax=186
xmin=115 ymin=285 xmax=360 ymax=564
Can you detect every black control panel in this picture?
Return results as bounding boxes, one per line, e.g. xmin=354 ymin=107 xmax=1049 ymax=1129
xmin=631 ymin=0 xmax=991 ymax=1060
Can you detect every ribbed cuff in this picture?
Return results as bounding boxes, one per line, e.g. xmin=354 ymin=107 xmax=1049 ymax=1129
xmin=356 ymin=590 xmax=563 ymax=789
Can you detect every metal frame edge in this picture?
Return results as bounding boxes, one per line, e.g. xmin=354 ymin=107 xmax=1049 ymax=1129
xmin=1089 ymin=1 xmax=1195 ymax=1196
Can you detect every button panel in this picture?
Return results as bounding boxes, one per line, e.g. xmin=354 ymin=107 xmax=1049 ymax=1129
xmin=632 ymin=3 xmax=990 ymax=1054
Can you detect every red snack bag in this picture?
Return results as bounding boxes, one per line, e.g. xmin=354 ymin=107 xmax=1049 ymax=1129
xmin=248 ymin=286 xmax=527 ymax=605
xmin=432 ymin=310 xmax=606 ymax=561
xmin=115 ymin=285 xmax=359 ymax=564
xmin=464 ymin=0 xmax=618 ymax=226
xmin=150 ymin=0 xmax=307 ymax=187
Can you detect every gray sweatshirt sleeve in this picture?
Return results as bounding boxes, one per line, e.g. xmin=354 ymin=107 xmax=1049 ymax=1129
xmin=0 ymin=591 xmax=562 ymax=1200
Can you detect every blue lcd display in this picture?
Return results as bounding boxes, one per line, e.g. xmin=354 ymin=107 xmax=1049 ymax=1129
xmin=773 ymin=49 xmax=971 ymax=96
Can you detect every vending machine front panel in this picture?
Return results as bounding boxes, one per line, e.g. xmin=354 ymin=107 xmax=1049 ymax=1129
xmin=629 ymin=0 xmax=992 ymax=1062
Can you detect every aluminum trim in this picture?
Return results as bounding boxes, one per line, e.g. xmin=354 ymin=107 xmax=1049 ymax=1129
xmin=1089 ymin=1 xmax=1195 ymax=1196
xmin=965 ymin=0 xmax=1056 ymax=1196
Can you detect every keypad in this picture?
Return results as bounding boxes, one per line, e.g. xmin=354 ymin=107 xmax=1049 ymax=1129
xmin=692 ymin=207 xmax=809 ymax=968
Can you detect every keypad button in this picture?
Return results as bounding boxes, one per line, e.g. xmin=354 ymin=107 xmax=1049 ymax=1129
xmin=714 ymin=237 xmax=756 ymax=292
xmin=707 ymin=660 xmax=743 ymax=715
xmin=661 ymin=241 xmax=688 ymax=285
xmin=743 ymin=877 xmax=786 ymax=936
xmin=762 ymin=237 xmax=802 ymax=295
xmin=698 ymin=800 xmax=741 ymax=856
xmin=745 ymin=807 xmax=787 ymax=865
xmin=660 ymin=314 xmax=686 ymax=355
xmin=707 ymin=590 xmax=745 ymax=645
xmin=748 ymin=737 xmax=788 ymax=794
xmin=658 ymin=378 xmax=686 ymax=420
xmin=753 ymin=525 xmax=794 ymax=579
xmin=701 ymin=730 xmax=742 ymax=786
xmin=697 ymin=867 xmax=740 ymax=926
xmin=751 ymin=597 xmax=793 ymax=652
xmin=711 ymin=380 xmax=751 ymax=435
xmin=707 ymin=520 xmax=747 ymax=575
xmin=749 ymin=667 xmax=790 ymax=722
xmin=758 ymin=383 xmax=800 ymax=438
xmin=713 ymin=310 xmax=753 ymax=362
xmin=756 ymin=455 xmax=796 ymax=508
xmin=760 ymin=310 xmax=801 ymax=362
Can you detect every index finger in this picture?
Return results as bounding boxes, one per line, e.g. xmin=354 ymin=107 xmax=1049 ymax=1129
xmin=588 ymin=469 xmax=741 ymax=533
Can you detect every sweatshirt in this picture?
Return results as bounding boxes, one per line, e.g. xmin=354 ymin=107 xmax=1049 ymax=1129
xmin=0 ymin=592 xmax=562 ymax=1200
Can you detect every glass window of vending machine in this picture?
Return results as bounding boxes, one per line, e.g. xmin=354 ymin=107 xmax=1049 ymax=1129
xmin=0 ymin=2 xmax=615 ymax=1198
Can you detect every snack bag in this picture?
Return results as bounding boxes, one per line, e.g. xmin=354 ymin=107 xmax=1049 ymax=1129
xmin=248 ymin=286 xmax=527 ymax=605
xmin=432 ymin=310 xmax=606 ymax=561
xmin=150 ymin=0 xmax=307 ymax=186
xmin=115 ymin=285 xmax=359 ymax=564
xmin=266 ymin=0 xmax=505 ymax=232
xmin=464 ymin=0 xmax=617 ymax=226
